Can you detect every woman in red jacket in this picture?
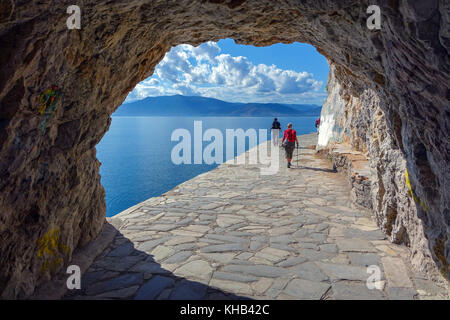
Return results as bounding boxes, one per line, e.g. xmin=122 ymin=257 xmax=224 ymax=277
xmin=282 ymin=123 xmax=299 ymax=168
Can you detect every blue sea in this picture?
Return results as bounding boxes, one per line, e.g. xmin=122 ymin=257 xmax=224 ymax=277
xmin=97 ymin=116 xmax=317 ymax=217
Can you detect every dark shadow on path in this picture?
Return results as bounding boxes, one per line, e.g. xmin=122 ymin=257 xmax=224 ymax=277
xmin=289 ymin=165 xmax=337 ymax=173
xmin=63 ymin=229 xmax=253 ymax=300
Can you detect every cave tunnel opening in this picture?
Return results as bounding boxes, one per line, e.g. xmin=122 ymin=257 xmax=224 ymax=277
xmin=98 ymin=39 xmax=330 ymax=217
xmin=0 ymin=0 xmax=448 ymax=299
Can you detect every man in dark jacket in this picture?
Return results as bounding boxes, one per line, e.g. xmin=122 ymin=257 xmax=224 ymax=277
xmin=271 ymin=118 xmax=281 ymax=146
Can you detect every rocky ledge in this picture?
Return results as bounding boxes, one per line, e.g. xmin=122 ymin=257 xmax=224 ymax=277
xmin=319 ymin=144 xmax=372 ymax=211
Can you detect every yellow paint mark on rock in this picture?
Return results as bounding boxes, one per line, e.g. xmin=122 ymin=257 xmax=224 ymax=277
xmin=37 ymin=228 xmax=70 ymax=273
xmin=405 ymin=169 xmax=428 ymax=212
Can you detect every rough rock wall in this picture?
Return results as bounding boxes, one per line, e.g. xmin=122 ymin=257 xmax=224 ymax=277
xmin=318 ymin=65 xmax=442 ymax=282
xmin=0 ymin=0 xmax=449 ymax=298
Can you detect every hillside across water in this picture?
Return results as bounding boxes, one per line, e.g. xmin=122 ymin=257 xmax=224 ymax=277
xmin=114 ymin=95 xmax=322 ymax=117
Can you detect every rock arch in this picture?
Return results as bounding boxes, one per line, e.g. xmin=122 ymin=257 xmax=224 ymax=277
xmin=0 ymin=0 xmax=448 ymax=298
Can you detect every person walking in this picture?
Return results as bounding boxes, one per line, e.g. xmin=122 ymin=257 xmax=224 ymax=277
xmin=282 ymin=123 xmax=299 ymax=168
xmin=315 ymin=118 xmax=321 ymax=134
xmin=271 ymin=118 xmax=281 ymax=146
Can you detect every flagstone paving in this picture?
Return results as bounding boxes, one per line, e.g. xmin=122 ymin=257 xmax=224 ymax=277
xmin=64 ymin=133 xmax=449 ymax=300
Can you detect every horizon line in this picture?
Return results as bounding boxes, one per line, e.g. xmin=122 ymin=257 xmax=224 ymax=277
xmin=123 ymin=94 xmax=324 ymax=107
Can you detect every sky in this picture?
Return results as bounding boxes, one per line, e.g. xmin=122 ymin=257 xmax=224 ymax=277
xmin=125 ymin=39 xmax=330 ymax=106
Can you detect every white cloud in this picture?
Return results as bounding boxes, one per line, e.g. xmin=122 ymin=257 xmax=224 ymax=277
xmin=190 ymin=42 xmax=221 ymax=61
xmin=125 ymin=41 xmax=326 ymax=105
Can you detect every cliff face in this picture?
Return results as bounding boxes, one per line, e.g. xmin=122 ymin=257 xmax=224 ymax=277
xmin=0 ymin=0 xmax=449 ymax=298
xmin=318 ymin=65 xmax=443 ymax=282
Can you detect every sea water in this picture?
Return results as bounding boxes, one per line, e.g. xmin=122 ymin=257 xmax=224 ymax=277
xmin=97 ymin=116 xmax=317 ymax=216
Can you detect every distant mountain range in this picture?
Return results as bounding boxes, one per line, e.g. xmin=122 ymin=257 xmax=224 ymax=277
xmin=114 ymin=95 xmax=322 ymax=117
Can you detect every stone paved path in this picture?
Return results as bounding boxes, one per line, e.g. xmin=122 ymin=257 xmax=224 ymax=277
xmin=64 ymin=134 xmax=449 ymax=300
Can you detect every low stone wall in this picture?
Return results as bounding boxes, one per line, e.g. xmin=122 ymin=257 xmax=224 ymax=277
xmin=319 ymin=145 xmax=372 ymax=211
